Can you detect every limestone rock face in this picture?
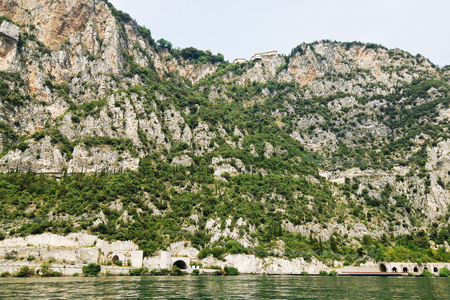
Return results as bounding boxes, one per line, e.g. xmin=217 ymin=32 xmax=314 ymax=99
xmin=0 ymin=21 xmax=19 ymax=41
xmin=424 ymin=140 xmax=450 ymax=217
xmin=0 ymin=136 xmax=66 ymax=173
xmin=0 ymin=0 xmax=448 ymax=248
xmin=171 ymin=155 xmax=193 ymax=167
xmin=0 ymin=21 xmax=20 ymax=71
xmin=67 ymin=144 xmax=139 ymax=174
xmin=200 ymin=253 xmax=327 ymax=274
xmin=0 ymin=0 xmax=108 ymax=49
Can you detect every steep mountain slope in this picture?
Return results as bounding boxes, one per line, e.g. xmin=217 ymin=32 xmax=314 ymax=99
xmin=0 ymin=0 xmax=449 ymax=263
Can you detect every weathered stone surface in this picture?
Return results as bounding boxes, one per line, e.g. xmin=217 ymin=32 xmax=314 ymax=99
xmin=0 ymin=21 xmax=19 ymax=71
xmin=171 ymin=154 xmax=193 ymax=167
xmin=0 ymin=21 xmax=19 ymax=41
xmin=0 ymin=232 xmax=140 ymax=268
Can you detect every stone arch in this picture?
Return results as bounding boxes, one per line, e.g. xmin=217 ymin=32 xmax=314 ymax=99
xmin=380 ymin=264 xmax=387 ymax=272
xmin=434 ymin=267 xmax=438 ymax=273
xmin=173 ymin=260 xmax=187 ymax=270
xmin=392 ymin=267 xmax=398 ymax=273
xmin=112 ymin=255 xmax=120 ymax=263
xmin=403 ymin=267 xmax=408 ymax=273
xmin=414 ymin=267 xmax=419 ymax=273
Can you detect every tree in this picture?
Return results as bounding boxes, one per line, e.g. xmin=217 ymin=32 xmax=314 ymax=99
xmin=15 ymin=266 xmax=35 ymax=277
xmin=439 ymin=267 xmax=450 ymax=277
xmin=156 ymin=38 xmax=172 ymax=50
xmin=181 ymin=47 xmax=202 ymax=60
xmin=82 ymin=263 xmax=101 ymax=276
xmin=224 ymin=266 xmax=239 ymax=276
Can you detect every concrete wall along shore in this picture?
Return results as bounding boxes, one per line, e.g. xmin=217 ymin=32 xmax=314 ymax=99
xmin=2 ymin=233 xmax=450 ymax=276
xmin=0 ymin=232 xmax=143 ymax=273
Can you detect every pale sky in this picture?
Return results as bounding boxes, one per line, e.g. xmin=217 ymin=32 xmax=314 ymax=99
xmin=108 ymin=0 xmax=450 ymax=67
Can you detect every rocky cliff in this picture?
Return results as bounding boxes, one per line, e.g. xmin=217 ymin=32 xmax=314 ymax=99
xmin=0 ymin=0 xmax=449 ymax=264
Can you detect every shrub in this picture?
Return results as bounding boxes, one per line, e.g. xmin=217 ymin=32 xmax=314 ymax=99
xmin=1 ymin=271 xmax=11 ymax=277
xmin=73 ymin=273 xmax=79 ymax=277
xmin=198 ymin=248 xmax=212 ymax=259
xmin=115 ymin=260 xmax=122 ymax=266
xmin=27 ymin=255 xmax=35 ymax=261
xmin=15 ymin=266 xmax=35 ymax=277
xmin=329 ymin=270 xmax=338 ymax=277
xmin=319 ymin=271 xmax=328 ymax=276
xmin=170 ymin=266 xmax=185 ymax=276
xmin=422 ymin=269 xmax=433 ymax=277
xmin=159 ymin=268 xmax=171 ymax=275
xmin=211 ymin=247 xmax=226 ymax=259
xmin=225 ymin=241 xmax=246 ymax=254
xmin=439 ymin=267 xmax=450 ymax=277
xmin=5 ymin=251 xmax=17 ymax=260
xmin=192 ymin=269 xmax=199 ymax=276
xmin=300 ymin=271 xmax=309 ymax=276
xmin=40 ymin=262 xmax=62 ymax=277
xmin=213 ymin=269 xmax=223 ymax=276
xmin=129 ymin=267 xmax=148 ymax=276
xmin=82 ymin=263 xmax=101 ymax=276
xmin=224 ymin=266 xmax=239 ymax=276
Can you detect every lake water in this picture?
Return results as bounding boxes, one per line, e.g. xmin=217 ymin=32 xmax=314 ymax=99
xmin=0 ymin=276 xmax=449 ymax=299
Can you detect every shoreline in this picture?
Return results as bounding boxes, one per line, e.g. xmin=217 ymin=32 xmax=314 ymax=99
xmin=1 ymin=261 xmax=448 ymax=278
xmin=2 ymin=233 xmax=450 ymax=278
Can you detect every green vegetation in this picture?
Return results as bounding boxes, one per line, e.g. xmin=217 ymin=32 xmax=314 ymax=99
xmin=0 ymin=72 xmax=32 ymax=109
xmin=422 ymin=269 xmax=433 ymax=277
xmin=39 ymin=262 xmax=62 ymax=277
xmin=439 ymin=267 xmax=450 ymax=277
xmin=170 ymin=266 xmax=186 ymax=276
xmin=0 ymin=0 xmax=449 ymax=268
xmin=14 ymin=266 xmax=35 ymax=277
xmin=224 ymin=266 xmax=239 ymax=276
xmin=0 ymin=16 xmax=15 ymax=25
xmin=82 ymin=263 xmax=101 ymax=276
xmin=103 ymin=0 xmax=133 ymax=23
xmin=129 ymin=267 xmax=149 ymax=276
xmin=1 ymin=271 xmax=11 ymax=277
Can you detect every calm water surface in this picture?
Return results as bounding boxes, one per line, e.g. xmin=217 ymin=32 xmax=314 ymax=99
xmin=0 ymin=276 xmax=449 ymax=299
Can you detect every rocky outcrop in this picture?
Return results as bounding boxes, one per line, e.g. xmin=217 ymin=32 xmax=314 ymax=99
xmin=0 ymin=136 xmax=139 ymax=174
xmin=1 ymin=0 xmax=112 ymax=49
xmin=0 ymin=21 xmax=20 ymax=71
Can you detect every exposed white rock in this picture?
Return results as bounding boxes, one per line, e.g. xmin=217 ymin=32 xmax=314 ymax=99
xmin=171 ymin=154 xmax=193 ymax=167
xmin=0 ymin=21 xmax=19 ymax=41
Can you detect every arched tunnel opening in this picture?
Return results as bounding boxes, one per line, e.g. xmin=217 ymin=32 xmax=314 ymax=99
xmin=414 ymin=267 xmax=419 ymax=273
xmin=380 ymin=264 xmax=387 ymax=272
xmin=392 ymin=267 xmax=398 ymax=273
xmin=403 ymin=267 xmax=408 ymax=273
xmin=434 ymin=267 xmax=438 ymax=273
xmin=173 ymin=260 xmax=187 ymax=270
xmin=112 ymin=255 xmax=119 ymax=263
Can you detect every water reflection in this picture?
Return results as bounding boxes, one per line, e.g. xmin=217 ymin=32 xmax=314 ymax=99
xmin=0 ymin=276 xmax=449 ymax=299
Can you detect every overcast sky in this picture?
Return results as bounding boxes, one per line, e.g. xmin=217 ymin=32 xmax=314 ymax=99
xmin=108 ymin=0 xmax=450 ymax=67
